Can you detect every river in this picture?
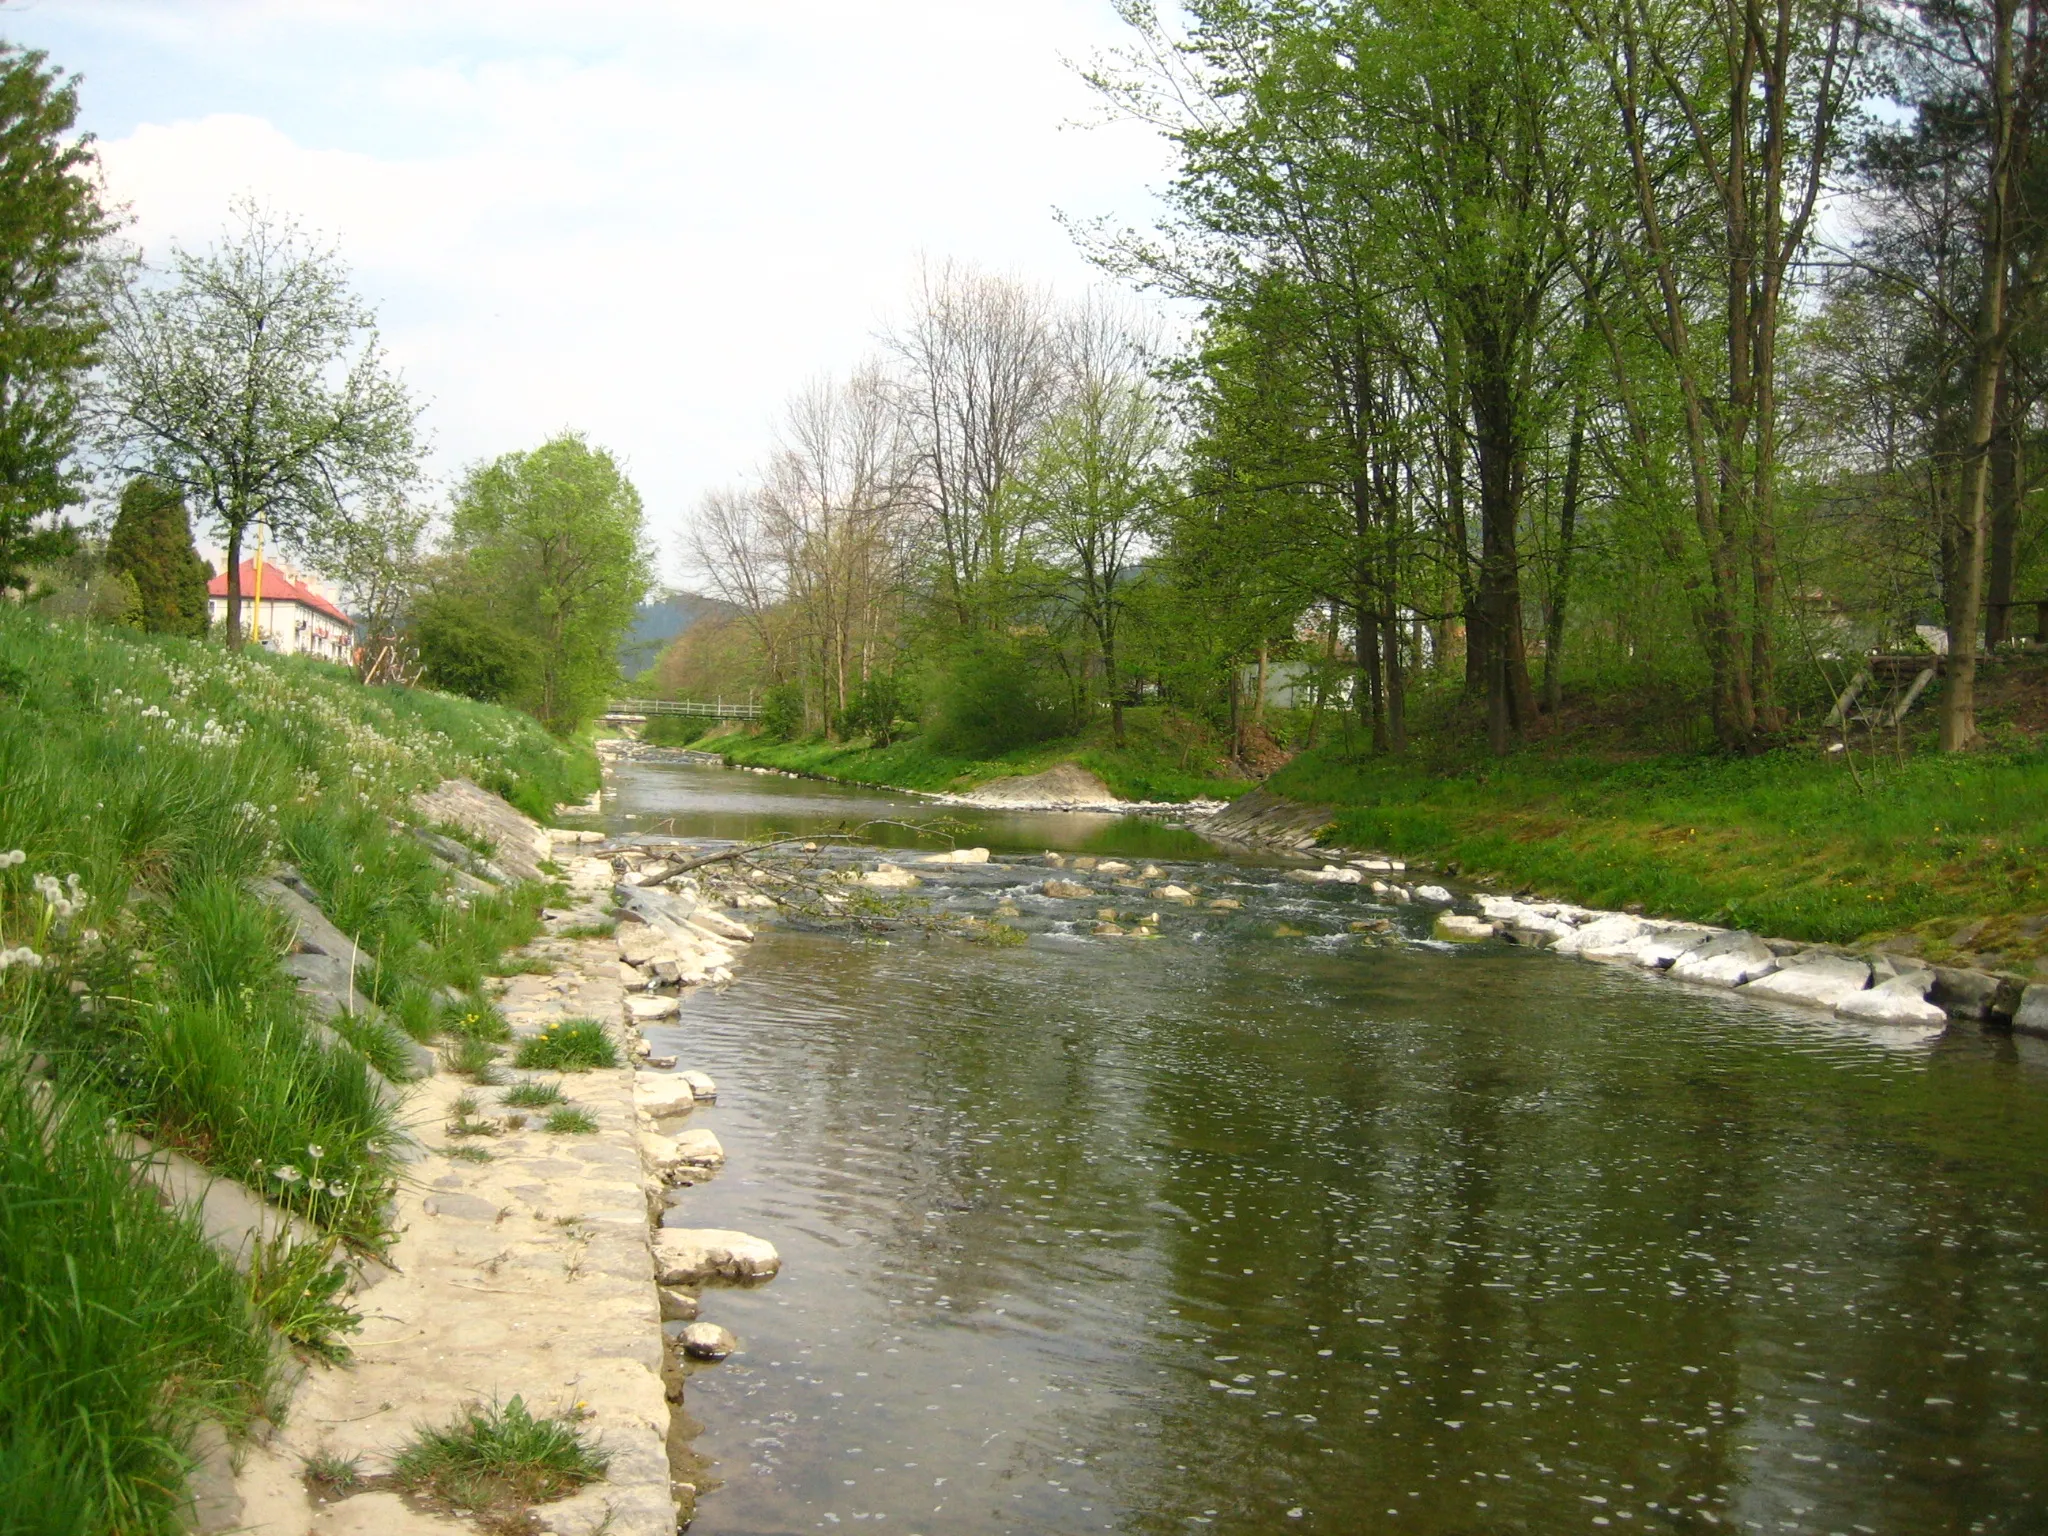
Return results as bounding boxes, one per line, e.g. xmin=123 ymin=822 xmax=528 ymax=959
xmin=606 ymin=758 xmax=2048 ymax=1536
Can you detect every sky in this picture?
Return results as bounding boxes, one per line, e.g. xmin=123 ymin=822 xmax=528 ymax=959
xmin=2 ymin=0 xmax=1178 ymax=580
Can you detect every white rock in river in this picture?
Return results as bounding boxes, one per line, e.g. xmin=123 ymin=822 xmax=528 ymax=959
xmin=658 ymin=1286 xmax=699 ymax=1321
xmin=919 ymin=846 xmax=991 ymax=865
xmin=653 ymin=1228 xmax=782 ymax=1284
xmin=1289 ymin=865 xmax=1365 ymax=885
xmin=1155 ymin=884 xmax=1196 ymax=902
xmin=1434 ymin=912 xmax=1497 ymax=942
xmin=671 ymin=1127 xmax=725 ymax=1167
xmin=1837 ymin=971 xmax=1948 ymax=1028
xmin=1740 ymin=953 xmax=1872 ymax=1009
xmin=1555 ymin=914 xmax=1646 ymax=958
xmin=617 ymin=922 xmax=679 ymax=967
xmin=680 ymin=1069 xmax=718 ymax=1102
xmin=1412 ymin=884 xmax=1455 ymax=904
xmin=859 ymin=863 xmax=921 ymax=889
xmin=627 ymin=994 xmax=681 ymax=1022
xmin=635 ymin=1073 xmax=696 ymax=1117
xmin=2017 ymin=984 xmax=2048 ymax=1039
xmin=1096 ymin=860 xmax=1134 ymax=874
xmin=680 ymin=1321 xmax=739 ymax=1359
xmin=1625 ymin=924 xmax=1718 ymax=969
xmin=1668 ymin=931 xmax=1777 ymax=986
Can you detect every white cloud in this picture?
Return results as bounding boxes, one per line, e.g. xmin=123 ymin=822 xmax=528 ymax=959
xmin=23 ymin=1 xmax=1176 ymax=576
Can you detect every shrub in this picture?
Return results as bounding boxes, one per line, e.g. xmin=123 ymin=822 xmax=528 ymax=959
xmin=835 ymin=670 xmax=912 ymax=745
xmin=512 ymin=1018 xmax=618 ymax=1072
xmin=760 ymin=679 xmax=804 ymax=739
xmin=640 ymin=713 xmax=707 ymax=748
xmin=926 ymin=635 xmax=1070 ymax=756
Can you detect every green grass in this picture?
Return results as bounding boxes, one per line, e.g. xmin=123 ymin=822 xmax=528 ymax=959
xmin=0 ymin=1052 xmax=278 ymax=1536
xmin=392 ymin=1395 xmax=609 ymax=1511
xmin=0 ymin=607 xmax=596 ymax=1526
xmin=708 ymin=703 xmax=1249 ymax=804
xmin=444 ymin=1034 xmax=504 ymax=1083
xmin=542 ymin=1105 xmax=598 ymax=1134
xmin=1268 ymin=734 xmax=2048 ymax=948
xmin=244 ymin=1231 xmax=362 ymax=1364
xmin=512 ymin=1018 xmax=620 ymax=1072
xmin=502 ymin=1079 xmax=567 ymax=1108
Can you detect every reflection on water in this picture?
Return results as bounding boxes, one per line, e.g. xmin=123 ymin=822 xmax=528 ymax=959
xmin=601 ymin=758 xmax=1221 ymax=860
xmin=618 ymin=762 xmax=2048 ymax=1536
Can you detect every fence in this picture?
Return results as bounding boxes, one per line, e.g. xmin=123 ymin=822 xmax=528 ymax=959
xmin=604 ymin=697 xmax=764 ymax=721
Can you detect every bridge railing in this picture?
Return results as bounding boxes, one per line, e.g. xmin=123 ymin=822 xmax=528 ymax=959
xmin=606 ymin=697 xmax=764 ymax=720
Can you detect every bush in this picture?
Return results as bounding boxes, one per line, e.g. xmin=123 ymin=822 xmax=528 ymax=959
xmin=836 ymin=670 xmax=912 ymax=745
xmin=640 ymin=713 xmax=707 ymax=747
xmin=512 ymin=1018 xmax=619 ymax=1072
xmin=408 ymin=588 xmax=540 ymax=706
xmin=761 ymin=680 xmax=804 ymax=740
xmin=926 ymin=635 xmax=1071 ymax=756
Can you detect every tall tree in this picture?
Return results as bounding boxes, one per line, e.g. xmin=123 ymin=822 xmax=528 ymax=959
xmin=103 ymin=475 xmax=209 ymax=636
xmin=1016 ymin=298 xmax=1172 ymax=746
xmin=447 ymin=433 xmax=654 ymax=734
xmin=0 ymin=44 xmax=115 ymax=595
xmin=1575 ymin=0 xmax=1867 ymax=744
xmin=96 ymin=200 xmax=420 ymax=646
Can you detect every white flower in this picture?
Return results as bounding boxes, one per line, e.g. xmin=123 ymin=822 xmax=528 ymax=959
xmin=0 ymin=849 xmax=24 ymax=868
xmin=273 ymin=1165 xmax=305 ymax=1184
xmin=306 ymin=1143 xmax=325 ymax=1161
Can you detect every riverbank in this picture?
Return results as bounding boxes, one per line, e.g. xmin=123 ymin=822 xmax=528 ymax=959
xmin=696 ymin=704 xmax=1249 ymax=804
xmin=0 ymin=611 xmax=780 ymax=1533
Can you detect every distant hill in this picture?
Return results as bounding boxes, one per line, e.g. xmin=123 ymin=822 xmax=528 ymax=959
xmin=621 ymin=589 xmax=739 ymax=679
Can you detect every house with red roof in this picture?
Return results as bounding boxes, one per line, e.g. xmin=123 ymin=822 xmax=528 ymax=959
xmin=207 ymin=562 xmax=357 ymax=663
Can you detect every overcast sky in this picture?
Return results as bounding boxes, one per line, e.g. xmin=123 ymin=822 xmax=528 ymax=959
xmin=3 ymin=1 xmax=1176 ymax=579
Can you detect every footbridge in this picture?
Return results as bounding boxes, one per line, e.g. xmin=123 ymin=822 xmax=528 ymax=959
xmin=602 ymin=697 xmax=764 ymax=723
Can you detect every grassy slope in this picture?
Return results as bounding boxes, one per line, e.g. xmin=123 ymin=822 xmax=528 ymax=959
xmin=1267 ymin=685 xmax=2048 ymax=955
xmin=0 ymin=609 xmax=593 ymax=1533
xmin=704 ymin=703 xmax=1250 ymax=803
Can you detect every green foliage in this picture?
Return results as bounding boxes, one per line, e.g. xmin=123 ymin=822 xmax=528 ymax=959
xmin=105 ymin=477 xmax=210 ymax=636
xmin=1269 ymin=734 xmax=2048 ymax=944
xmin=512 ymin=1018 xmax=619 ymax=1072
xmin=444 ymin=1034 xmax=503 ymax=1083
xmin=244 ymin=1231 xmax=361 ymax=1363
xmin=408 ymin=585 xmax=539 ymax=705
xmin=446 ymin=433 xmax=654 ymax=734
xmin=0 ymin=45 xmax=113 ymax=597
xmin=835 ymin=670 xmax=911 ymax=745
xmin=96 ymin=199 xmax=421 ymax=646
xmin=542 ymin=1105 xmax=597 ymax=1134
xmin=926 ymin=634 xmax=1072 ymax=756
xmin=501 ymin=1079 xmax=566 ymax=1108
xmin=393 ymin=1395 xmax=609 ymax=1511
xmin=640 ymin=713 xmax=708 ymax=747
xmin=0 ymin=1053 xmax=276 ymax=1536
xmin=761 ymin=679 xmax=804 ymax=739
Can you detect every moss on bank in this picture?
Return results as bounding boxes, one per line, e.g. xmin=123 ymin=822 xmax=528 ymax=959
xmin=0 ymin=609 xmax=594 ymax=1531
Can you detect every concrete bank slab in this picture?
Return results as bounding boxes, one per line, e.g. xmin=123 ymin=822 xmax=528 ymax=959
xmin=233 ymin=935 xmax=685 ymax=1536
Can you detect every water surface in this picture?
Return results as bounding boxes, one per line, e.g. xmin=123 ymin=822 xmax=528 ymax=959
xmin=619 ymin=762 xmax=2048 ymax=1536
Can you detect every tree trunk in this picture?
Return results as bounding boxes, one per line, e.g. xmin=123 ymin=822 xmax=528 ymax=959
xmin=1543 ymin=396 xmax=1586 ymax=718
xmin=1944 ymin=0 xmax=2019 ymax=752
xmin=1986 ymin=357 xmax=2021 ymax=647
xmin=224 ymin=523 xmax=245 ymax=650
xmin=1471 ymin=344 xmax=1533 ymax=751
xmin=1252 ymin=641 xmax=1268 ymax=730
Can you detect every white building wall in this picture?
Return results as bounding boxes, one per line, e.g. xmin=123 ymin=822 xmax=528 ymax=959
xmin=206 ymin=596 xmax=356 ymax=663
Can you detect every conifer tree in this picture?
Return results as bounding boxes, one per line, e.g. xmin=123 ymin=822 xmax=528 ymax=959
xmin=105 ymin=475 xmax=210 ymax=636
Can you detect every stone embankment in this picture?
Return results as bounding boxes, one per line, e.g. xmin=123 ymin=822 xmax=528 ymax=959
xmin=223 ymin=781 xmax=779 ymax=1536
xmin=1196 ymin=792 xmax=2048 ymax=1041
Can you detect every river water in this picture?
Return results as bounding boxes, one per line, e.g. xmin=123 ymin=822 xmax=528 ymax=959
xmin=609 ymin=759 xmax=2048 ymax=1536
